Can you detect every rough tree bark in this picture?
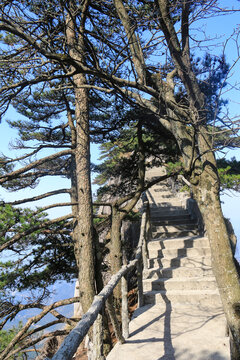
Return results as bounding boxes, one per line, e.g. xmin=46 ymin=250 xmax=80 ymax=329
xmin=192 ymin=130 xmax=240 ymax=359
xmin=65 ymin=0 xmax=95 ymax=314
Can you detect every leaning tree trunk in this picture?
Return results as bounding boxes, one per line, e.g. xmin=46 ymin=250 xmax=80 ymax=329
xmin=191 ymin=133 xmax=240 ymax=359
xmin=167 ymin=105 xmax=240 ymax=358
xmin=172 ymin=118 xmax=240 ymax=358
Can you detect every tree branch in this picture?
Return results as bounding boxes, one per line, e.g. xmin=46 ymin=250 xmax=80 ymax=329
xmin=4 ymin=189 xmax=71 ymax=206
xmin=0 ymin=149 xmax=72 ymax=184
xmin=0 ymin=297 xmax=79 ymax=360
xmin=0 ymin=214 xmax=73 ymax=252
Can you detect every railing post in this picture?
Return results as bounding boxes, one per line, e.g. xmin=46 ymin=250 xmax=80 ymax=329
xmin=121 ymin=274 xmax=129 ymax=339
xmin=92 ymin=302 xmax=104 ymax=360
xmin=121 ymin=249 xmax=129 ymax=339
xmin=137 ymin=256 xmax=144 ymax=308
xmin=140 ymin=211 xmax=147 ymax=271
xmin=143 ymin=206 xmax=150 ymax=271
xmin=106 ymin=295 xmax=125 ymax=344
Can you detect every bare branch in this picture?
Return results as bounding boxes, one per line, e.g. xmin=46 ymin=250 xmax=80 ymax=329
xmin=4 ymin=189 xmax=71 ymax=206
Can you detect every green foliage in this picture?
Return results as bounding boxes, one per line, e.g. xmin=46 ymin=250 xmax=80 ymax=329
xmin=94 ymin=106 xmax=178 ymax=198
xmin=175 ymin=53 xmax=229 ymax=128
xmin=179 ymin=184 xmax=190 ymax=193
xmin=165 ymin=161 xmax=183 ymax=175
xmin=196 ymin=54 xmax=229 ymax=125
xmin=0 ymin=322 xmax=26 ymax=359
xmin=217 ymin=157 xmax=240 ymax=192
xmin=0 ymin=204 xmax=77 ymax=294
xmin=124 ymin=210 xmax=141 ymax=222
xmin=0 ymin=156 xmax=14 ymax=176
xmin=0 ymin=204 xmax=44 ymax=245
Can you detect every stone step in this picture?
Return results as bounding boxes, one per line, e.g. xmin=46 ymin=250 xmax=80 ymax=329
xmin=149 ymin=199 xmax=184 ymax=207
xmin=148 ymin=255 xmax=212 ymax=268
xmin=145 ymin=171 xmax=167 ymax=177
xmin=148 ymin=246 xmax=211 ymax=259
xmin=144 ymin=265 xmax=213 ymax=279
xmin=150 ymin=208 xmax=189 ymax=217
xmin=152 ymin=229 xmax=198 ymax=239
xmin=143 ymin=276 xmax=217 ymax=291
xmin=150 ymin=212 xmax=192 ymax=221
xmin=143 ymin=289 xmax=222 ymax=306
xmin=147 ymin=189 xmax=170 ymax=196
xmin=148 ymin=185 xmax=173 ymax=192
xmin=148 ymin=236 xmax=209 ymax=250
xmin=152 ymin=217 xmax=196 ymax=226
xmin=151 ymin=224 xmax=198 ymax=233
xmin=150 ymin=193 xmax=175 ymax=199
xmin=147 ymin=188 xmax=171 ymax=195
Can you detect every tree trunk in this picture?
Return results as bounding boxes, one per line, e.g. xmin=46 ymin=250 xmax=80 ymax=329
xmin=110 ymin=206 xmax=122 ymax=301
xmin=191 ymin=136 xmax=240 ymax=357
xmin=65 ymin=0 xmax=95 ymax=314
xmin=94 ymin=227 xmax=112 ymax=355
xmin=74 ymin=73 xmax=96 ymax=313
xmin=171 ymin=118 xmax=240 ymax=357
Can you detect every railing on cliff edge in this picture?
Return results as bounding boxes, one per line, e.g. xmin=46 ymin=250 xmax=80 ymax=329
xmin=46 ymin=194 xmax=150 ymax=360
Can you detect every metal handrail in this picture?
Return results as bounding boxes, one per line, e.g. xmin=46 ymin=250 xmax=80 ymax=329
xmin=47 ymin=195 xmax=150 ymax=360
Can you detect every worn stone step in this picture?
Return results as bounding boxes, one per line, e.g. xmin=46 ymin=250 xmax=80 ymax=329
xmin=148 ymin=185 xmax=173 ymax=192
xmin=151 ymin=210 xmax=194 ymax=218
xmin=150 ymin=208 xmax=189 ymax=217
xmin=150 ymin=212 xmax=192 ymax=221
xmin=152 ymin=229 xmax=198 ymax=239
xmin=148 ymin=246 xmax=211 ymax=259
xmin=148 ymin=255 xmax=212 ymax=268
xmin=152 ymin=217 xmax=196 ymax=226
xmin=147 ymin=188 xmax=171 ymax=196
xmin=149 ymin=199 xmax=185 ymax=207
xmin=148 ymin=236 xmax=209 ymax=250
xmin=147 ymin=190 xmax=171 ymax=197
xmin=147 ymin=188 xmax=174 ymax=199
xmin=143 ymin=277 xmax=217 ymax=291
xmin=151 ymin=224 xmax=198 ymax=233
xmin=143 ymin=289 xmax=221 ymax=306
xmin=145 ymin=171 xmax=167 ymax=178
xmin=144 ymin=265 xmax=213 ymax=279
xmin=150 ymin=193 xmax=175 ymax=199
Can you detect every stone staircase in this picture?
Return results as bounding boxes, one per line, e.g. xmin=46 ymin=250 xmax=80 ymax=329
xmin=107 ymin=168 xmax=229 ymax=360
xmin=143 ymin=179 xmax=222 ymax=307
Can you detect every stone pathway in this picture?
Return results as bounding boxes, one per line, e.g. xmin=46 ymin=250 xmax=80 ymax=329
xmin=107 ymin=168 xmax=230 ymax=360
xmin=107 ymin=303 xmax=228 ymax=360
